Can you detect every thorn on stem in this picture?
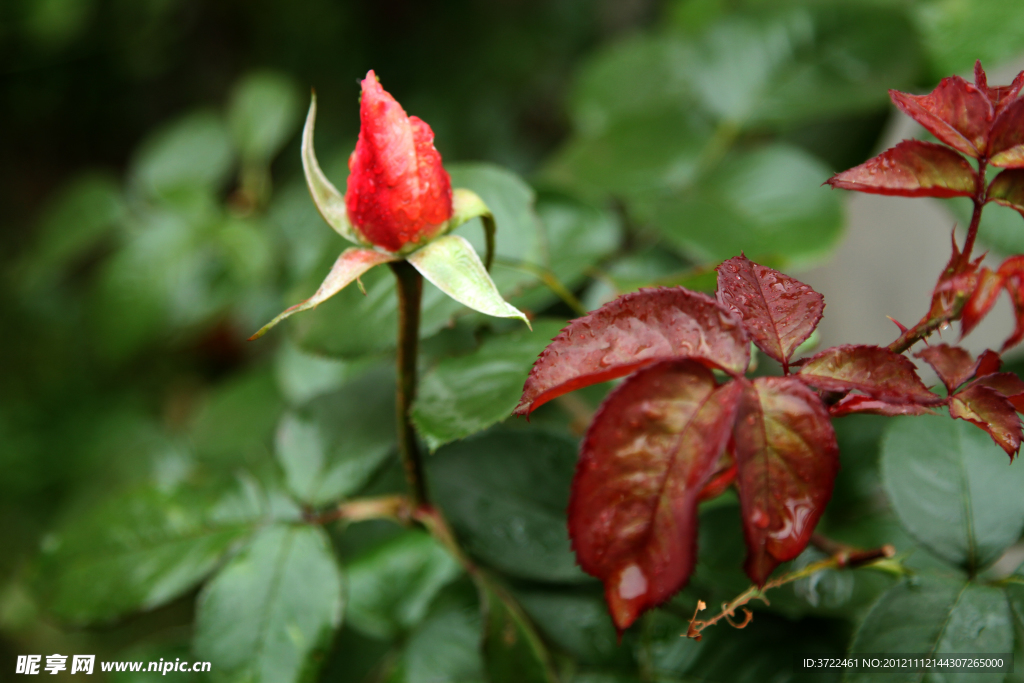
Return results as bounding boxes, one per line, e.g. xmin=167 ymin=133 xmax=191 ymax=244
xmin=887 ymin=316 xmax=909 ymax=334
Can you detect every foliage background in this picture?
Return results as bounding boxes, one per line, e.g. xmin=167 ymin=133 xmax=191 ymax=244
xmin=5 ymin=0 xmax=1024 ymax=681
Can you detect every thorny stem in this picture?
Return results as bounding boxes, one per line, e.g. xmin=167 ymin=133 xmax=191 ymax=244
xmin=685 ymin=541 xmax=896 ymax=640
xmin=959 ymin=157 xmax=988 ymax=269
xmin=390 ymin=260 xmax=429 ymax=508
xmin=889 ymin=159 xmax=989 ymax=354
xmin=888 ymin=316 xmax=951 ymax=355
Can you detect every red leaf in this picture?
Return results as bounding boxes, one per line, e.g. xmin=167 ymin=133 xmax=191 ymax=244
xmin=733 ymin=377 xmax=839 ymax=585
xmin=716 ymin=255 xmax=824 ymax=370
xmin=798 ymin=345 xmax=943 ymax=405
xmin=988 ymin=169 xmax=1024 ymax=217
xmin=949 ymin=384 xmax=1022 ymax=458
xmin=515 ymin=288 xmax=749 ymax=416
xmin=568 ymin=361 xmax=743 ymax=630
xmin=961 ymin=267 xmax=1003 ymax=339
xmin=988 ymin=97 xmax=1024 ymax=168
xmin=972 ymin=372 xmax=1024 ymax=413
xmin=975 ymin=349 xmax=1003 ymax=378
xmin=975 ymin=62 xmax=1024 ymax=116
xmin=998 ymin=257 xmax=1024 ymax=351
xmin=889 ymin=77 xmax=992 ymax=157
xmin=697 ymin=463 xmax=737 ymax=502
xmin=914 ymin=344 xmax=978 ymax=394
xmin=829 ymin=394 xmax=937 ymax=418
xmin=825 ymin=141 xmax=976 ymax=198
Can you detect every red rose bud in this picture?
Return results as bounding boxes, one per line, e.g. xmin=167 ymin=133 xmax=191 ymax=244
xmin=345 ymin=71 xmax=453 ymax=252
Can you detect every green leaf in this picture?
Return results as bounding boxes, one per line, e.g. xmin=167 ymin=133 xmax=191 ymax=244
xmin=651 ymin=143 xmax=843 ymax=268
xmin=384 ymin=593 xmax=485 ymax=683
xmin=686 ymin=611 xmax=847 ymax=682
xmin=847 ymin=576 xmax=1012 ymax=683
xmin=756 ymin=5 xmax=921 ymax=125
xmin=569 ymin=34 xmax=694 ymax=136
xmin=636 ymin=610 xmax=702 ymax=679
xmin=89 ymin=206 xmax=192 ymax=359
xmin=428 ymin=429 xmax=587 ymax=583
xmin=275 ymin=365 xmax=395 ymax=505
xmin=881 ymin=414 xmax=1024 ymax=571
xmin=538 ymin=190 xmax=620 ymax=288
xmin=412 ymin=319 xmax=566 ymax=450
xmin=916 ymin=0 xmax=1024 ymax=79
xmin=194 ymin=524 xmax=343 ymax=683
xmin=544 ymin=109 xmax=711 ymax=207
xmin=37 ymin=478 xmax=268 ymax=623
xmin=570 ymin=9 xmax=919 ymax=131
xmin=721 ymin=7 xmax=922 ymax=126
xmin=228 ymin=70 xmax=302 ymax=163
xmin=686 ymin=15 xmax=803 ymax=124
xmin=131 ymin=111 xmax=235 ymax=198
xmin=270 ymin=181 xmax=336 ymax=282
xmin=190 ymin=369 xmax=285 ymax=468
xmin=20 ymin=173 xmax=125 ymax=289
xmin=345 ymin=531 xmax=462 ymax=639
xmin=479 ymin=576 xmax=558 ymax=683
xmin=516 ymin=589 xmax=625 ymax=666
xmin=273 ymin=339 xmax=376 ymax=406
xmin=406 ymin=235 xmax=528 ymax=324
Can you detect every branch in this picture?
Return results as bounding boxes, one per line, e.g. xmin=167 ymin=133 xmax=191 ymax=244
xmin=685 ymin=540 xmax=896 ymax=640
xmin=303 ymin=494 xmax=414 ymax=526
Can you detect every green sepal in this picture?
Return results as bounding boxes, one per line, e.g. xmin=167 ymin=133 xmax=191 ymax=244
xmin=445 ymin=188 xmax=496 ymax=271
xmin=301 ymin=93 xmax=367 ymax=246
xmin=406 ymin=235 xmax=529 ymax=326
xmin=249 ymin=247 xmax=396 ymax=340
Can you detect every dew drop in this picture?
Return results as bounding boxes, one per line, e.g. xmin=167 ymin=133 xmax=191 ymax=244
xmin=618 ymin=564 xmax=648 ymax=600
xmin=751 ymin=508 xmax=770 ymax=529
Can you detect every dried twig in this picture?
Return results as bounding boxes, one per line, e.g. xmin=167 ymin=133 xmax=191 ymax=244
xmin=685 ymin=540 xmax=896 ymax=640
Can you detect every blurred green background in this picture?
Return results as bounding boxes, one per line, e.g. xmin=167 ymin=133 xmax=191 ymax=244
xmin=5 ymin=0 xmax=1024 ymax=681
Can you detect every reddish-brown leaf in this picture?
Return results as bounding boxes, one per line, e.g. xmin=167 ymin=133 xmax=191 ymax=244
xmin=829 ymin=394 xmax=937 ymax=418
xmin=975 ymin=62 xmax=1024 ymax=116
xmin=889 ymin=77 xmax=992 ymax=157
xmin=716 ymin=255 xmax=824 ymax=370
xmin=998 ymin=257 xmax=1024 ymax=351
xmin=515 ymin=288 xmax=749 ymax=416
xmin=961 ymin=267 xmax=1004 ymax=338
xmin=733 ymin=377 xmax=839 ymax=585
xmin=915 ymin=344 xmax=978 ymax=394
xmin=825 ymin=141 xmax=976 ymax=198
xmin=988 ymin=97 xmax=1024 ymax=168
xmin=949 ymin=384 xmax=1022 ymax=458
xmin=976 ymin=349 xmax=1003 ymax=377
xmin=568 ymin=361 xmax=743 ymax=630
xmin=697 ymin=462 xmax=737 ymax=502
xmin=972 ymin=372 xmax=1024 ymax=412
xmin=988 ymin=169 xmax=1024 ymax=217
xmin=798 ymin=345 xmax=943 ymax=405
